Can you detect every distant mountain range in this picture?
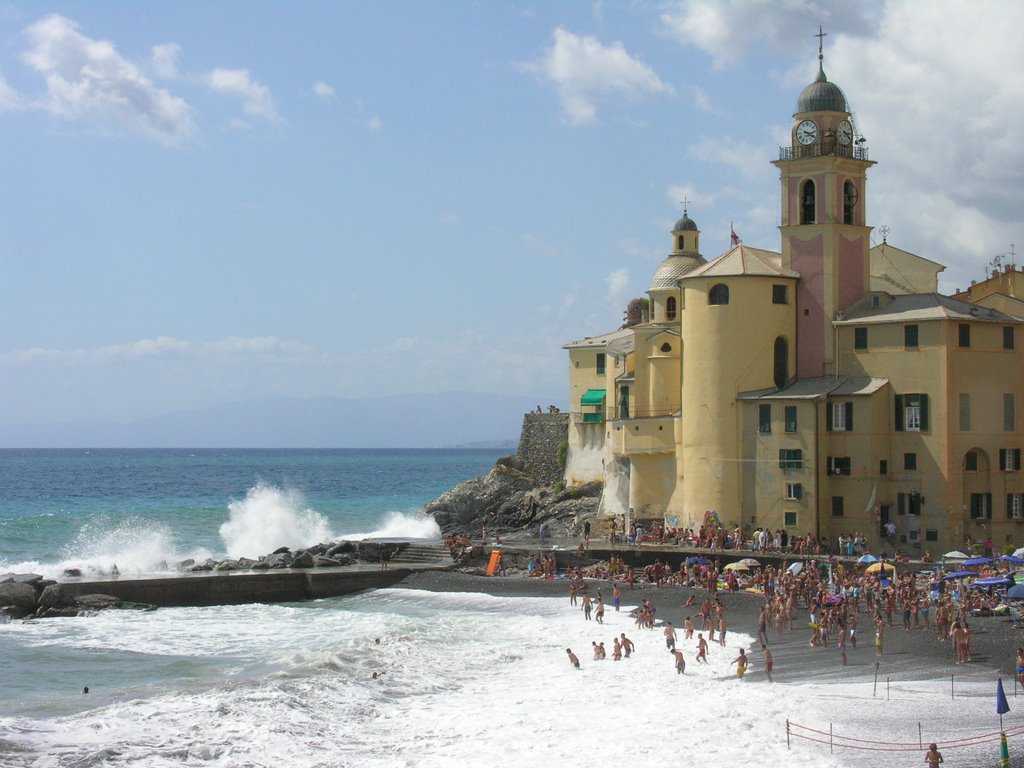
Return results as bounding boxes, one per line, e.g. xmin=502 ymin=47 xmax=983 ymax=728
xmin=0 ymin=392 xmax=557 ymax=449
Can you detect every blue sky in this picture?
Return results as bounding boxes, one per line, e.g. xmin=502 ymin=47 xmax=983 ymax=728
xmin=2 ymin=1 xmax=1023 ymax=431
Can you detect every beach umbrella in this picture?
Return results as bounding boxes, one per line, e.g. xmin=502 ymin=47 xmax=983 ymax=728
xmin=943 ymin=570 xmax=975 ymax=580
xmin=723 ymin=562 xmax=749 ymax=571
xmin=972 ymin=576 xmax=1013 ymax=588
xmin=788 ymin=562 xmax=803 ymax=575
xmin=1014 ymin=547 xmax=1024 ymax=558
xmin=738 ymin=558 xmax=761 ymax=568
xmin=857 ymin=554 xmax=879 ymax=564
xmin=999 ymin=555 xmax=1024 ymax=565
xmin=963 ymin=557 xmax=993 ymax=567
xmin=865 ymin=562 xmax=896 ymax=574
xmin=685 ymin=556 xmax=710 ymax=566
xmin=944 ymin=551 xmax=970 ymax=559
xmin=1007 ymin=584 xmax=1024 ymax=600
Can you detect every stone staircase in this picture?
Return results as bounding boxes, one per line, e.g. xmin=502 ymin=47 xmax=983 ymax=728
xmin=390 ymin=542 xmax=453 ymax=569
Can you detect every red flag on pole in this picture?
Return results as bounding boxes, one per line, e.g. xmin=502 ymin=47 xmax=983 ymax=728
xmin=730 ymin=224 xmax=741 ymax=247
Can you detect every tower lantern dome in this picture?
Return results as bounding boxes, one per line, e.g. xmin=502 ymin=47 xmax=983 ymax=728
xmin=673 ymin=212 xmax=698 ymax=232
xmin=795 ymin=64 xmax=848 ymax=114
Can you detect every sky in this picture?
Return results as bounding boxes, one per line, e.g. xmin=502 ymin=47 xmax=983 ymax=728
xmin=2 ymin=0 xmax=1023 ymax=432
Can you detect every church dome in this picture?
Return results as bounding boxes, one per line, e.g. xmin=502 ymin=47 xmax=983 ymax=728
xmin=795 ymin=65 xmax=848 ymax=114
xmin=649 ymin=253 xmax=706 ymax=291
xmin=673 ymin=213 xmax=698 ymax=232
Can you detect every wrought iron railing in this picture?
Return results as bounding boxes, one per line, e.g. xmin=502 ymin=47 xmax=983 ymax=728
xmin=778 ymin=144 xmax=869 ymax=161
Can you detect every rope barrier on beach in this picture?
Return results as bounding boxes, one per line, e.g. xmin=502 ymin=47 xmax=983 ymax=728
xmin=786 ymin=719 xmax=1024 ymax=752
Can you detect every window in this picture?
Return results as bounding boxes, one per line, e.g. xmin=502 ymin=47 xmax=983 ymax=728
xmin=801 ymin=180 xmax=815 ymax=224
xmin=709 ymin=284 xmax=730 ymax=305
xmin=843 ymin=181 xmax=857 ymax=224
xmin=1005 ymin=394 xmax=1016 ymax=431
xmin=1000 ymin=448 xmax=1021 ymax=471
xmin=596 ymin=353 xmax=606 ymax=375
xmin=958 ymin=323 xmax=971 ymax=348
xmin=831 ymin=496 xmax=844 ymax=517
xmin=619 ymin=385 xmax=630 ymax=420
xmin=1005 ymin=326 xmax=1015 ymax=350
xmin=779 ymin=448 xmax=803 ymax=470
xmin=828 ymin=402 xmax=853 ymax=432
xmin=925 ymin=529 xmax=939 ymax=542
xmin=970 ymin=493 xmax=993 ymax=520
xmin=784 ymin=482 xmax=803 ymax=500
xmin=660 ymin=343 xmax=672 ymax=352
xmin=758 ymin=404 xmax=772 ymax=434
xmin=854 ymin=327 xmax=867 ymax=350
xmin=784 ymin=406 xmax=797 ymax=433
xmin=959 ymin=393 xmax=971 ymax=431
xmin=904 ymin=453 xmax=917 ymax=471
xmin=965 ymin=451 xmax=979 ymax=472
xmin=1008 ymin=494 xmax=1024 ymax=520
xmin=879 ymin=459 xmax=888 ymax=475
xmin=784 ymin=511 xmax=798 ymax=527
xmin=772 ymin=285 xmax=788 ymax=304
xmin=774 ymin=337 xmax=789 ymax=389
xmin=895 ymin=393 xmax=929 ymax=432
xmin=904 ymin=324 xmax=919 ymax=349
xmin=666 ymin=296 xmax=677 ymax=321
xmin=827 ymin=456 xmax=851 ymax=476
xmin=898 ymin=492 xmax=922 ymax=516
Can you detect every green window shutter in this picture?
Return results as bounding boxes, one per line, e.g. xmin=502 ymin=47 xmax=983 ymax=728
xmin=894 ymin=394 xmax=904 ymax=431
xmin=897 ymin=493 xmax=905 ymax=515
xmin=1009 ymin=494 xmax=1015 ymax=519
xmin=1016 ymin=449 xmax=1022 ymax=468
xmin=1001 ymin=449 xmax=1008 ymax=469
xmin=846 ymin=402 xmax=854 ymax=432
xmin=987 ymin=492 xmax=993 ymax=519
xmin=919 ymin=394 xmax=929 ymax=431
xmin=826 ymin=403 xmax=833 ymax=431
xmin=759 ymin=403 xmax=771 ymax=433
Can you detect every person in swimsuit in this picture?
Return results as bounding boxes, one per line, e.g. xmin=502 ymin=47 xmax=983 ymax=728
xmin=762 ymin=645 xmax=773 ymax=682
xmin=620 ymin=633 xmax=634 ymax=658
xmin=696 ymin=633 xmax=709 ymax=663
xmin=566 ymin=648 xmax=580 ymax=669
xmin=732 ymin=648 xmax=747 ymax=679
xmin=924 ymin=742 xmax=943 ymax=767
xmin=1016 ymin=647 xmax=1024 ymax=688
xmin=672 ymin=649 xmax=686 ymax=675
xmin=612 ymin=584 xmax=621 ymax=612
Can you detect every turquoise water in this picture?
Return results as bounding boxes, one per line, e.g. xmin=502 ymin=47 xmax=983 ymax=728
xmin=0 ymin=448 xmax=502 ymax=573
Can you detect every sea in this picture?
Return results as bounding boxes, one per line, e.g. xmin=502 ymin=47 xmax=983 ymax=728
xmin=0 ymin=449 xmax=1016 ymax=767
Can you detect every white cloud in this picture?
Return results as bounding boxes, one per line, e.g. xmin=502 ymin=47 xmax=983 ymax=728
xmin=201 ymin=336 xmax=312 ymax=356
xmin=312 ymin=80 xmax=335 ymax=99
xmin=524 ymin=27 xmax=673 ymax=125
xmin=686 ymin=136 xmax=772 ymax=182
xmin=21 ymin=14 xmax=194 ymax=145
xmin=660 ymin=0 xmax=876 ymax=69
xmin=605 ymin=267 xmax=630 ymax=305
xmin=0 ymin=335 xmax=320 ymax=365
xmin=366 ymin=115 xmax=382 ymax=131
xmin=151 ymin=43 xmax=180 ymax=79
xmin=0 ymin=73 xmax=22 ymax=110
xmin=666 ymin=183 xmax=716 ymax=211
xmin=205 ymin=67 xmax=281 ymax=123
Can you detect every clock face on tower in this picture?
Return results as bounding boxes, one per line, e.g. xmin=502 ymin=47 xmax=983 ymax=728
xmin=796 ymin=119 xmax=818 ymax=145
xmin=836 ymin=120 xmax=853 ymax=145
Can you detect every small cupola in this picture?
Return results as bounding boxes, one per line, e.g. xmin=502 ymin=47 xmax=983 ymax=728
xmin=672 ymin=207 xmax=700 ymax=254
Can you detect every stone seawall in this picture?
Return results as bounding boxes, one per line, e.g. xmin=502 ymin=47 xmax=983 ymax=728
xmin=516 ymin=412 xmax=569 ymax=487
xmin=58 ymin=567 xmax=415 ymax=608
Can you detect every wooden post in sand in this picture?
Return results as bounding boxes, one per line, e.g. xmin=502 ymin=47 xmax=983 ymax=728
xmin=873 ymin=661 xmax=879 ymax=696
xmin=785 ymin=719 xmax=790 ymax=749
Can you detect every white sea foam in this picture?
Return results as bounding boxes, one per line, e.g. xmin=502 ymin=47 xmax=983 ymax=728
xmin=1 ymin=588 xmax=1013 ymax=767
xmin=219 ymin=483 xmax=333 ymax=559
xmin=339 ymin=510 xmax=442 ymax=541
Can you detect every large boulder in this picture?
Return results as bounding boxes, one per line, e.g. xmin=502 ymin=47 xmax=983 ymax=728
xmin=290 ymin=550 xmax=316 ymax=569
xmin=0 ymin=582 xmax=38 ymax=610
xmin=38 ymin=583 xmax=74 ymax=608
xmin=74 ymin=594 xmax=123 ymax=611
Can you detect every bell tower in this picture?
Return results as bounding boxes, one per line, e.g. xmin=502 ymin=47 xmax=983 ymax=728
xmin=772 ymin=29 xmax=875 ymax=378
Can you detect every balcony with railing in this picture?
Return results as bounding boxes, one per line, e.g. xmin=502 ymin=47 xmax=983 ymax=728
xmin=778 ymin=143 xmax=869 ymax=161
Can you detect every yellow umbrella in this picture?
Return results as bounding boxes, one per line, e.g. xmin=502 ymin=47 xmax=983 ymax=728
xmin=865 ymin=562 xmax=896 ymax=574
xmin=723 ymin=562 xmax=749 ymax=571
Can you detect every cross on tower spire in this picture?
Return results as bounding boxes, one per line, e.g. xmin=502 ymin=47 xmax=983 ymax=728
xmin=816 ymin=26 xmax=827 ymax=61
xmin=680 ymin=196 xmax=689 ymax=215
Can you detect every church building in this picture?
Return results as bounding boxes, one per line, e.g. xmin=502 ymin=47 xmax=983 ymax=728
xmin=563 ymin=43 xmax=1024 ymax=557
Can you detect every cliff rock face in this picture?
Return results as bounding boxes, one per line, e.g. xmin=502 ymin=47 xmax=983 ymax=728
xmin=423 ymin=455 xmax=602 ymax=537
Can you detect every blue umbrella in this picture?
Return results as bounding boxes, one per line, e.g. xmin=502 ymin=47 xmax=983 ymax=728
xmin=999 ymin=555 xmax=1024 ymax=565
xmin=972 ymin=576 xmax=1013 ymax=588
xmin=1007 ymin=584 xmax=1024 ymax=600
xmin=857 ymin=554 xmax=879 ymax=564
xmin=685 ymin=556 xmax=710 ymax=566
xmin=963 ymin=557 xmax=993 ymax=567
xmin=943 ymin=570 xmax=975 ymax=580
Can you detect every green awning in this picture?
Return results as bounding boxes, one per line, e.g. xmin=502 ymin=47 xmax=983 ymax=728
xmin=580 ymin=389 xmax=607 ymax=406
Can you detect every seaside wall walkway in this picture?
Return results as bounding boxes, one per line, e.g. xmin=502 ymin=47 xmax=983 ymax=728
xmin=59 ymin=566 xmax=422 ymax=608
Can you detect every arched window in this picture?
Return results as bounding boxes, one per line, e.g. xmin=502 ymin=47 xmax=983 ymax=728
xmin=666 ymin=296 xmax=677 ymax=320
xmin=709 ymin=284 xmax=729 ymax=305
xmin=774 ymin=337 xmax=789 ymax=389
xmin=843 ymin=180 xmax=857 ymax=224
xmin=677 ymin=236 xmax=685 ymax=251
xmin=801 ymin=180 xmax=815 ymax=224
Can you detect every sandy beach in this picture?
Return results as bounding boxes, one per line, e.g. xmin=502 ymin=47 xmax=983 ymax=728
xmin=397 ymin=569 xmax=1024 ymax=688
